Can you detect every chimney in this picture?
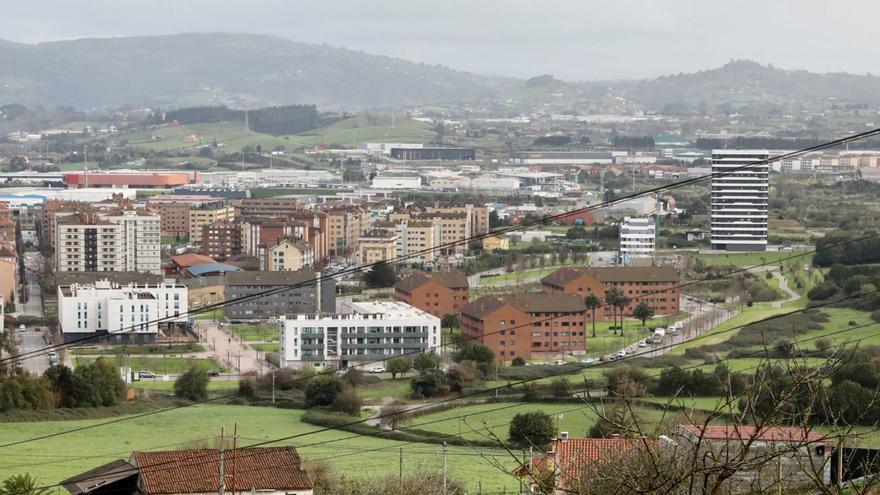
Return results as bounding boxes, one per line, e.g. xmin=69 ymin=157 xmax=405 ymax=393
xmin=560 ymin=431 xmax=569 ymax=442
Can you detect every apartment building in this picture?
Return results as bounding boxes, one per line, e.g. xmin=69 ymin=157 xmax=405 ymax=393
xmin=541 ymin=266 xmax=680 ymax=319
xmin=57 ymin=280 xmax=188 ymax=344
xmin=394 ymin=271 xmax=469 ymax=318
xmin=201 ymin=221 xmax=242 ymax=261
xmin=325 ymin=208 xmax=367 ymax=257
xmin=392 ymin=220 xmax=436 ymax=263
xmin=460 ymin=294 xmax=587 ymax=361
xmin=260 ymin=237 xmax=314 ymax=271
xmin=235 ymin=197 xmax=303 ymax=218
xmin=619 ymin=216 xmax=656 ymax=265
xmin=224 ymin=269 xmax=335 ymax=320
xmin=710 ymin=149 xmax=770 ymax=252
xmin=189 ymin=202 xmax=234 ymax=244
xmin=104 ymin=210 xmax=161 ymax=274
xmin=0 ymin=242 xmax=18 ymax=306
xmin=278 ymin=301 xmax=441 ymax=371
xmin=42 ymin=199 xmax=88 ymax=245
xmin=152 ymin=202 xmax=190 ymax=237
xmin=55 ymin=213 xmax=123 ymax=273
xmin=356 ymin=229 xmax=398 ymax=265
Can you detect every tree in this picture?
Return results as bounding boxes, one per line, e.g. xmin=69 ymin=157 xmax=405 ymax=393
xmin=304 ymin=375 xmax=344 ymax=408
xmin=615 ymin=294 xmax=631 ymax=336
xmin=413 ymin=352 xmax=441 ymax=372
xmin=174 ymin=366 xmax=209 ymax=401
xmin=364 ymin=263 xmax=397 ymax=289
xmin=604 ymin=288 xmax=625 ymax=334
xmin=386 ymin=357 xmax=413 ymax=379
xmin=632 ymin=302 xmax=655 ymax=327
xmin=410 ymin=369 xmax=448 ymax=398
xmin=508 ymin=411 xmax=555 ymax=448
xmin=0 ymin=474 xmax=49 ymax=495
xmin=584 ymin=293 xmax=602 ymax=338
xmin=452 ymin=343 xmax=495 ymax=375
xmin=588 ymin=403 xmax=642 ymax=438
xmin=330 ymin=387 xmax=362 ymax=416
xmin=511 ymin=356 xmax=526 ymax=366
xmin=441 ymin=313 xmax=460 ymax=330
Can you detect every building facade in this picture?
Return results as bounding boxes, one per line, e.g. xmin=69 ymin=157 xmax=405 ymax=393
xmin=261 ymin=237 xmax=314 ymax=272
xmin=279 ymin=301 xmax=440 ymax=371
xmin=224 ymin=269 xmax=335 ymax=321
xmin=357 ymin=229 xmax=397 ymax=265
xmin=104 ymin=210 xmax=161 ymax=274
xmin=394 ymin=271 xmax=469 ymax=318
xmin=152 ymin=202 xmax=191 ymax=237
xmin=619 ymin=216 xmax=656 ymax=265
xmin=460 ymin=294 xmax=587 ymax=361
xmin=710 ymin=149 xmax=770 ymax=252
xmin=201 ymin=221 xmax=242 ymax=261
xmin=57 ymin=280 xmax=188 ymax=344
xmin=189 ymin=202 xmax=234 ymax=245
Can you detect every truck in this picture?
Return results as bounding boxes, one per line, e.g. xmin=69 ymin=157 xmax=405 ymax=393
xmin=653 ymin=328 xmax=666 ymax=341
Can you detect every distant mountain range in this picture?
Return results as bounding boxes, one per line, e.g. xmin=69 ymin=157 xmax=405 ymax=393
xmin=2 ymin=33 xmax=880 ymax=112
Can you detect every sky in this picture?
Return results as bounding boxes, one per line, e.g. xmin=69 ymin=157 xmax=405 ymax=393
xmin=2 ymin=0 xmax=878 ymax=81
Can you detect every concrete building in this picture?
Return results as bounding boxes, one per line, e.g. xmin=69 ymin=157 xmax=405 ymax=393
xmin=104 ymin=210 xmax=161 ymax=274
xmin=390 ymin=147 xmax=475 ymax=161
xmin=188 ymin=202 xmax=234 ymax=245
xmin=392 ymin=220 xmax=436 ymax=263
xmin=57 ymin=280 xmax=188 ymax=344
xmin=235 ymin=197 xmax=303 ymax=218
xmin=509 ymin=151 xmax=613 ymax=165
xmin=0 ymin=242 xmax=18 ymax=307
xmin=619 ymin=216 xmax=656 ymax=265
xmin=482 ymin=234 xmax=509 ymax=251
xmin=224 ymin=269 xmax=334 ymax=321
xmin=460 ymin=294 xmax=587 ymax=361
xmin=55 ymin=210 xmax=161 ymax=275
xmin=710 ymin=150 xmax=770 ymax=252
xmin=394 ymin=271 xmax=469 ymax=318
xmin=201 ymin=221 xmax=242 ymax=261
xmin=278 ymin=301 xmax=441 ymax=371
xmin=541 ymin=267 xmax=680 ymax=320
xmin=325 ymin=208 xmax=367 ymax=257
xmin=357 ymin=229 xmax=398 ymax=265
xmin=371 ymin=175 xmax=422 ymax=190
xmin=152 ymin=202 xmax=191 ymax=237
xmin=261 ymin=237 xmax=314 ymax=272
xmin=63 ymin=171 xmax=191 ymax=189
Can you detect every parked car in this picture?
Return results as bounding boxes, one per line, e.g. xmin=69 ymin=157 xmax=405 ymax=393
xmin=645 ymin=337 xmax=655 ymax=345
xmin=370 ymin=368 xmax=385 ymax=374
xmin=19 ymin=324 xmax=25 ymax=332
xmin=206 ymin=369 xmax=220 ymax=377
xmin=137 ymin=370 xmax=156 ymax=379
xmin=579 ymin=358 xmax=595 ymax=365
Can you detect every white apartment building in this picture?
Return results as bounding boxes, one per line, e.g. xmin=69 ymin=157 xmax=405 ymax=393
xmin=54 ymin=210 xmax=161 ymax=274
xmin=619 ymin=216 xmax=656 ymax=265
xmin=57 ymin=280 xmax=188 ymax=344
xmin=279 ymin=301 xmax=441 ymax=371
xmin=710 ymin=150 xmax=770 ymax=252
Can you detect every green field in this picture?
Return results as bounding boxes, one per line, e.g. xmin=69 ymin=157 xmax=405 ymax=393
xmin=697 ymin=251 xmax=803 ymax=268
xmin=74 ymin=356 xmax=226 ymax=374
xmin=251 ymin=343 xmax=280 ymax=353
xmin=0 ymin=405 xmax=520 ymax=491
xmin=229 ymin=323 xmax=278 ymax=342
xmin=128 ymin=379 xmax=241 ymax=391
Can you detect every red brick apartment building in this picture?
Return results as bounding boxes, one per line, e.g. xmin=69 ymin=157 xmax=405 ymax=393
xmin=460 ymin=294 xmax=587 ymax=361
xmin=394 ymin=271 xmax=469 ymax=318
xmin=541 ymin=266 xmax=680 ymax=320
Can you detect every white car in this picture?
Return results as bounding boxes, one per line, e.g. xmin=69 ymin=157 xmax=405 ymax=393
xmin=616 ymin=350 xmax=627 ymax=358
xmin=638 ymin=340 xmax=647 ymax=348
xmin=370 ymin=368 xmax=386 ymax=374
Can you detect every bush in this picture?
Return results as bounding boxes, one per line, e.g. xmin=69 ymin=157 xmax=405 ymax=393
xmin=410 ymin=369 xmax=448 ymax=398
xmin=508 ymin=411 xmax=555 ymax=448
xmin=445 ymin=363 xmax=478 ymax=393
xmin=341 ymin=368 xmax=365 ymax=388
xmin=238 ymin=378 xmax=256 ymax=399
xmin=386 ymin=357 xmax=413 ymax=379
xmin=550 ymin=377 xmax=571 ymax=398
xmin=453 ymin=343 xmax=495 ymax=376
xmin=45 ymin=359 xmax=127 ymax=408
xmin=815 ymin=338 xmax=833 ymax=353
xmin=808 ymin=281 xmax=840 ymax=301
xmin=304 ymin=375 xmax=344 ymax=408
xmin=511 ymin=357 xmax=526 ymax=367
xmin=413 ymin=352 xmax=441 ymax=372
xmin=175 ymin=367 xmax=210 ymax=401
xmin=330 ymin=388 xmax=362 ymax=416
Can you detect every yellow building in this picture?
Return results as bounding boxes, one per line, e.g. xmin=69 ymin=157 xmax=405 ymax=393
xmin=262 ymin=237 xmax=314 ymax=271
xmin=189 ymin=202 xmax=234 ymax=244
xmin=482 ymin=234 xmax=509 ymax=251
xmin=357 ymin=229 xmax=398 ymax=265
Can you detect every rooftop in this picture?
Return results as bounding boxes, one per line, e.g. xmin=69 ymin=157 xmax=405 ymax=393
xmin=225 ymin=269 xmax=317 ymax=287
xmin=396 ymin=271 xmax=469 ymax=293
xmin=185 ymin=263 xmax=243 ymax=277
xmin=541 ymin=266 xmax=679 ymax=287
xmin=678 ymin=425 xmax=828 ymax=443
xmin=170 ymin=253 xmax=216 ymax=268
xmin=461 ymin=293 xmax=586 ymax=319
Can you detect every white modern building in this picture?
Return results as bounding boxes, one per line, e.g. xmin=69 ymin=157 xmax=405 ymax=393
xmin=57 ymin=280 xmax=189 ymax=344
xmin=371 ymin=175 xmax=422 ymax=190
xmin=104 ymin=210 xmax=161 ymax=273
xmin=619 ymin=216 xmax=656 ymax=265
xmin=279 ymin=301 xmax=441 ymax=371
xmin=710 ymin=150 xmax=770 ymax=252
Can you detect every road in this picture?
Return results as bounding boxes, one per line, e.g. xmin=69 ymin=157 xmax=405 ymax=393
xmin=16 ymin=252 xmax=43 ymax=318
xmin=16 ymin=329 xmax=51 ymax=375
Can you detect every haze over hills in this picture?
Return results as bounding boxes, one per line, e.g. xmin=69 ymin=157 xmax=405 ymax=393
xmin=3 ymin=33 xmax=880 ymax=113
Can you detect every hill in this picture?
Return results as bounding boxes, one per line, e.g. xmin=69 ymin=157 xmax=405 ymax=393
xmin=0 ymin=33 xmax=514 ymax=110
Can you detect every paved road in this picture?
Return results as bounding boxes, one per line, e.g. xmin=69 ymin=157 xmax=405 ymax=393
xmin=16 ymin=329 xmax=51 ymax=375
xmin=16 ymin=252 xmax=43 ymax=317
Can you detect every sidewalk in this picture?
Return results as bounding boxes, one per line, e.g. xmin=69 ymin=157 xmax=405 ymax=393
xmin=193 ymin=321 xmax=267 ymax=374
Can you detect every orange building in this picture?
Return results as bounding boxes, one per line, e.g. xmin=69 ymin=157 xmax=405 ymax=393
xmin=540 ymin=266 xmax=680 ymax=320
xmin=460 ymin=293 xmax=587 ymax=361
xmin=394 ymin=271 xmax=469 ymax=318
xmin=64 ymin=171 xmax=191 ymax=189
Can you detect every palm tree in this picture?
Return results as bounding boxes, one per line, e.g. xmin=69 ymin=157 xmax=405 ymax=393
xmin=632 ymin=301 xmax=655 ymax=329
xmin=604 ymin=288 xmax=624 ymax=335
xmin=615 ymin=294 xmax=631 ymax=337
xmin=1 ymin=474 xmax=50 ymax=495
xmin=584 ymin=292 xmax=602 ymax=338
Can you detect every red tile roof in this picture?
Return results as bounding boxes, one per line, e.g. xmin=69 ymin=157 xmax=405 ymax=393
xmin=170 ymin=253 xmax=216 ymax=268
xmin=131 ymin=448 xmax=312 ymax=494
xmin=678 ymin=425 xmax=828 ymax=443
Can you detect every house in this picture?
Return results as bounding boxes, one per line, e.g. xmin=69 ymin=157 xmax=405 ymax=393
xmin=459 ymin=293 xmax=586 ymax=361
xmin=168 ymin=253 xmax=216 ymax=278
xmin=515 ymin=435 xmax=644 ymax=494
xmin=482 ymin=234 xmax=510 ymax=251
xmin=61 ymin=447 xmax=313 ymax=495
xmin=674 ymin=424 xmax=831 ymax=492
xmin=541 ymin=267 xmax=680 ymax=320
xmin=394 ymin=271 xmax=469 ymax=318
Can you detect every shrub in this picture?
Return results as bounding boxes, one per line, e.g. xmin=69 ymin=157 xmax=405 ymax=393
xmin=175 ymin=367 xmax=210 ymax=401
xmin=304 ymin=375 xmax=344 ymax=408
xmin=413 ymin=352 xmax=441 ymax=372
xmin=341 ymin=368 xmax=365 ymax=388
xmin=386 ymin=357 xmax=413 ymax=379
xmin=446 ymin=363 xmax=478 ymax=393
xmin=808 ymin=281 xmax=840 ymax=301
xmin=550 ymin=377 xmax=571 ymax=398
xmin=238 ymin=378 xmax=256 ymax=399
xmin=330 ymin=387 xmax=362 ymax=416
xmin=508 ymin=411 xmax=555 ymax=448
xmin=511 ymin=357 xmax=526 ymax=367
xmin=410 ymin=369 xmax=448 ymax=398
xmin=453 ymin=343 xmax=495 ymax=376
xmin=815 ymin=338 xmax=833 ymax=353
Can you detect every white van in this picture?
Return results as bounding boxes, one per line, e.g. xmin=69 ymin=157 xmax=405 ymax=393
xmin=653 ymin=328 xmax=666 ymax=340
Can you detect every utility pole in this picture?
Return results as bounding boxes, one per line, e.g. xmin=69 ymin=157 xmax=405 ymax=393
xmin=271 ymin=371 xmax=276 ymax=404
xmin=219 ymin=426 xmax=225 ymax=495
xmin=442 ymin=441 xmax=448 ymax=495
xmin=399 ymin=447 xmax=403 ymax=488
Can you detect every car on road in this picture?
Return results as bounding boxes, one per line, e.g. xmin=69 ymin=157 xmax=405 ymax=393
xmin=19 ymin=324 xmax=25 ymax=332
xmin=369 ymin=367 xmax=386 ymax=374
xmin=616 ymin=350 xmax=627 ymax=358
xmin=638 ymin=339 xmax=647 ymax=348
xmin=207 ymin=369 xmax=221 ymax=377
xmin=579 ymin=358 xmax=595 ymax=365
xmin=137 ymin=370 xmax=156 ymax=379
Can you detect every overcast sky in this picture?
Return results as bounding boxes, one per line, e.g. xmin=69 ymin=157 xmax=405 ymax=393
xmin=2 ymin=0 xmax=877 ymax=81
